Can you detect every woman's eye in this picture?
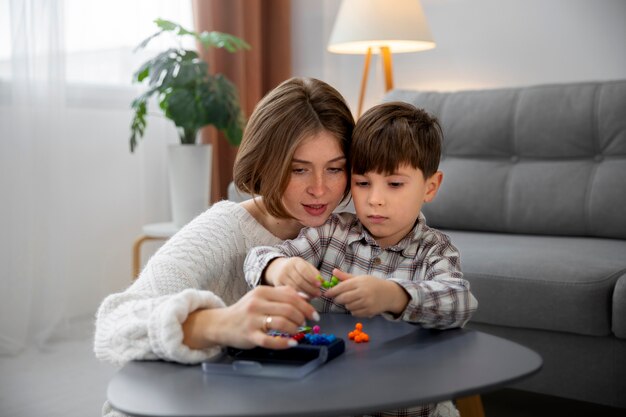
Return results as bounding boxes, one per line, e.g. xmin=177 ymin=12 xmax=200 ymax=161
xmin=327 ymin=167 xmax=345 ymax=174
xmin=292 ymin=168 xmax=307 ymax=174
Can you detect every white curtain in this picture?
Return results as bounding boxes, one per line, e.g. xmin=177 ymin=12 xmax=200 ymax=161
xmin=0 ymin=0 xmax=192 ymax=356
xmin=0 ymin=0 xmax=68 ymax=355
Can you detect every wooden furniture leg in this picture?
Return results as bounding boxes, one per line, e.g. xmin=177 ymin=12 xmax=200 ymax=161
xmin=456 ymin=395 xmax=485 ymax=417
xmin=132 ymin=235 xmax=164 ymax=279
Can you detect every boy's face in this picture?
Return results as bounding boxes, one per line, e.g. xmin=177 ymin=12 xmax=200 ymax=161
xmin=351 ymin=164 xmax=442 ymax=249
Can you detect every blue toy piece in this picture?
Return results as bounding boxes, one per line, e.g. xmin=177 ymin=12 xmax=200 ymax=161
xmin=302 ymin=332 xmax=337 ymax=346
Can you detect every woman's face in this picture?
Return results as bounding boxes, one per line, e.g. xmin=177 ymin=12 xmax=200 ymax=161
xmin=281 ymin=131 xmax=347 ymax=227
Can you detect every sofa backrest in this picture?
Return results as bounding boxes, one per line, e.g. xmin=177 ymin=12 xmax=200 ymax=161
xmin=384 ymin=80 xmax=626 ymax=239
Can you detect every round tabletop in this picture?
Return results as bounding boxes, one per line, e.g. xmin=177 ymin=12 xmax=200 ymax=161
xmin=108 ymin=314 xmax=542 ymax=417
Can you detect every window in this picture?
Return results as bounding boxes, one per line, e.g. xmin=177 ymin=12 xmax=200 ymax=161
xmin=0 ymin=0 xmax=194 ymax=87
xmin=63 ymin=0 xmax=194 ymax=86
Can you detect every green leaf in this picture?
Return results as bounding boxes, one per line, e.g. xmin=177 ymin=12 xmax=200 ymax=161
xmin=179 ymin=49 xmax=200 ymax=61
xmin=198 ymin=75 xmax=245 ymax=146
xmin=129 ymin=99 xmax=147 ymax=153
xmin=133 ymin=60 xmax=152 ymax=83
xmin=161 ymin=89 xmax=200 ymax=136
xmin=198 ymin=31 xmax=251 ymax=53
xmin=154 ymin=18 xmax=179 ymax=31
xmin=147 ymin=50 xmax=180 ymax=88
xmin=134 ymin=29 xmax=165 ymax=52
xmin=155 ymin=18 xmax=196 ymax=37
xmin=174 ymin=59 xmax=207 ymax=87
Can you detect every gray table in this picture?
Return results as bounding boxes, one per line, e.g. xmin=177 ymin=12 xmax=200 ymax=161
xmin=108 ymin=314 xmax=542 ymax=417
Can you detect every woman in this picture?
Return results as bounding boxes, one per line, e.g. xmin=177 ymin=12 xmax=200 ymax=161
xmin=94 ymin=77 xmax=354 ymax=367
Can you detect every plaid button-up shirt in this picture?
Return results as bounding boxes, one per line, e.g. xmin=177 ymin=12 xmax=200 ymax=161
xmin=245 ymin=212 xmax=478 ymax=329
xmin=245 ymin=212 xmax=477 ymax=417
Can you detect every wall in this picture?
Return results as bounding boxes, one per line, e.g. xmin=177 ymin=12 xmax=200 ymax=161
xmin=292 ymin=0 xmax=626 ymax=113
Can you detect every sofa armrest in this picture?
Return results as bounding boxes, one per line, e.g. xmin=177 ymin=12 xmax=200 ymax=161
xmin=613 ymin=274 xmax=626 ymax=339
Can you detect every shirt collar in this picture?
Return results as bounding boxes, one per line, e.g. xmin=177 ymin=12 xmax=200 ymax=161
xmin=347 ymin=213 xmax=428 ymax=258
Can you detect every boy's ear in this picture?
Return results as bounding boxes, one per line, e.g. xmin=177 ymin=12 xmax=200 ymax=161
xmin=424 ymin=171 xmax=443 ymax=203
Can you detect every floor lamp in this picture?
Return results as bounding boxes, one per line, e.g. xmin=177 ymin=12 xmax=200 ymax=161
xmin=327 ymin=0 xmax=436 ymax=118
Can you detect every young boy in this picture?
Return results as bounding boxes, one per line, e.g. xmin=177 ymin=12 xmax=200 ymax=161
xmin=244 ymin=102 xmax=476 ymax=416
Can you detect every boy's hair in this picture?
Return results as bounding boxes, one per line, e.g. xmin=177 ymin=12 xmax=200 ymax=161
xmin=234 ymin=77 xmax=354 ymax=219
xmin=352 ymin=102 xmax=442 ymax=178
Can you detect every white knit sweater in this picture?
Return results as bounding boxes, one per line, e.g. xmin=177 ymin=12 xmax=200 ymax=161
xmin=94 ymin=200 xmax=282 ymax=366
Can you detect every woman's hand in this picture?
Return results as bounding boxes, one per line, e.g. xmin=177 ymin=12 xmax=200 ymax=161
xmin=325 ymin=269 xmax=410 ymax=318
xmin=264 ymin=257 xmax=322 ymax=298
xmin=182 ymin=286 xmax=319 ymax=350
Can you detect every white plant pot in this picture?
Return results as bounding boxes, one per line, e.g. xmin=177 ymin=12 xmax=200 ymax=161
xmin=167 ymin=144 xmax=212 ymax=228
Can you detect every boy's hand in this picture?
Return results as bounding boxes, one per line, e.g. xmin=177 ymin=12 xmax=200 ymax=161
xmin=325 ymin=269 xmax=410 ymax=318
xmin=263 ymin=257 xmax=322 ymax=298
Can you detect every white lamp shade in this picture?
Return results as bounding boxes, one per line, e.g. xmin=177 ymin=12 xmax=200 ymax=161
xmin=327 ymin=0 xmax=435 ymax=54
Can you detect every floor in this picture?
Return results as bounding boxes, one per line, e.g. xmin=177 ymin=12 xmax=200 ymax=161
xmin=481 ymin=388 xmax=625 ymax=417
xmin=1 ymin=322 xmax=623 ymax=417
xmin=0 ymin=318 xmax=117 ymax=417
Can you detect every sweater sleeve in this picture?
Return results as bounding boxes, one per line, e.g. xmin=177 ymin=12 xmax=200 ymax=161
xmin=94 ymin=287 xmax=225 ymax=365
xmin=94 ymin=201 xmax=279 ymax=365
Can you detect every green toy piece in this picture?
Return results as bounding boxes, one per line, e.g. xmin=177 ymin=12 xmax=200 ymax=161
xmin=318 ymin=274 xmax=340 ymax=289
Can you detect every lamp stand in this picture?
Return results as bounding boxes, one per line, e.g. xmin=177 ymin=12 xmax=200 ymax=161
xmin=356 ymin=46 xmax=395 ymax=118
xmin=357 ymin=47 xmax=372 ymax=118
xmin=380 ymin=46 xmax=394 ymax=91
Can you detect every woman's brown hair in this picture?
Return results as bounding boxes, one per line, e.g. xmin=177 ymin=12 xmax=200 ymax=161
xmin=233 ymin=77 xmax=354 ymax=218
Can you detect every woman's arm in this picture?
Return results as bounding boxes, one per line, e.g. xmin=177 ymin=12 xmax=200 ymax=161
xmin=94 ymin=202 xmax=280 ymax=365
xmin=182 ymin=286 xmax=318 ymax=350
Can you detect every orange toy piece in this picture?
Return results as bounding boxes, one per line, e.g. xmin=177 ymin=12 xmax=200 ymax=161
xmin=347 ymin=322 xmax=369 ymax=343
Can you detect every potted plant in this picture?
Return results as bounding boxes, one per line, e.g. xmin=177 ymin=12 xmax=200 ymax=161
xmin=129 ymin=19 xmax=250 ymax=227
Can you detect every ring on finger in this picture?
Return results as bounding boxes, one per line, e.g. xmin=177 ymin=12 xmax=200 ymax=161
xmin=262 ymin=315 xmax=273 ymax=333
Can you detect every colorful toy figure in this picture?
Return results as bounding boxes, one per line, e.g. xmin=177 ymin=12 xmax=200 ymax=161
xmin=348 ymin=322 xmax=369 ymax=343
xmin=269 ymin=324 xmax=337 ymax=346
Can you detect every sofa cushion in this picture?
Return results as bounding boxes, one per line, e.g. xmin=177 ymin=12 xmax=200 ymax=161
xmin=444 ymin=230 xmax=626 ymax=338
xmin=385 ymin=80 xmax=626 ymax=239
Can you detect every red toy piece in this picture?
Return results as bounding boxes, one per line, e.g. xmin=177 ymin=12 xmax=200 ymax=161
xmin=291 ymin=332 xmax=306 ymax=342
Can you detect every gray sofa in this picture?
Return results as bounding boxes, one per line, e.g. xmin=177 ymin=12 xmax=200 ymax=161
xmin=385 ymin=80 xmax=626 ymax=409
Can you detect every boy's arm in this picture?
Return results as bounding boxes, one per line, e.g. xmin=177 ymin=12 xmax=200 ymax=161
xmin=386 ymin=243 xmax=478 ymax=329
xmin=244 ymin=246 xmax=290 ymax=287
xmin=243 ymin=218 xmax=336 ymax=289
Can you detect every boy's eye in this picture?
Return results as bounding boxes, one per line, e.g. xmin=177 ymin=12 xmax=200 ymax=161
xmin=354 ymin=181 xmax=369 ymax=187
xmin=389 ymin=182 xmax=404 ymax=187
